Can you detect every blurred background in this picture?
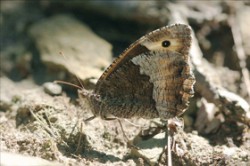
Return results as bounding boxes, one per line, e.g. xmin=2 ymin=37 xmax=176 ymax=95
xmin=2 ymin=1 xmax=249 ymax=84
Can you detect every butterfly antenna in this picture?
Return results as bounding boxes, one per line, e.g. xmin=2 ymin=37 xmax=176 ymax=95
xmin=57 ymin=51 xmax=97 ymax=122
xmin=54 ymin=80 xmax=82 ymax=89
xmin=59 ymin=51 xmax=86 ymax=90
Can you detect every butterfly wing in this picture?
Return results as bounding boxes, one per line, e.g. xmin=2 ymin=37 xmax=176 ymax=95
xmin=90 ymin=24 xmax=195 ymax=120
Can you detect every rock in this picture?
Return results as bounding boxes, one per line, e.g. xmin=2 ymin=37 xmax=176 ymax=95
xmin=43 ymin=82 xmax=62 ymax=96
xmin=131 ymin=132 xmax=166 ymax=165
xmin=194 ymin=98 xmax=219 ymax=133
xmin=28 ymin=14 xmax=112 ymax=84
xmin=237 ymin=6 xmax=250 ymax=56
xmin=0 ymin=152 xmax=62 ymax=166
xmin=0 ymin=77 xmax=19 ymax=111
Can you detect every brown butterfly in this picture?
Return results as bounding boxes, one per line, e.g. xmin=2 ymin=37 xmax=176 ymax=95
xmin=80 ymin=24 xmax=195 ymax=121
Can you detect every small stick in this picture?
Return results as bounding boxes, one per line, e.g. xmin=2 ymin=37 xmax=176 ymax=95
xmin=229 ymin=16 xmax=250 ymax=103
xmin=84 ymin=115 xmax=97 ymax=122
xmin=75 ymin=122 xmax=83 ymax=154
xmin=29 ymin=108 xmax=58 ymax=138
xmin=167 ymin=119 xmax=173 ymax=166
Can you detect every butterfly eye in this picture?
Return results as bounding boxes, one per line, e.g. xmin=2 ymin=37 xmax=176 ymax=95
xmin=162 ymin=40 xmax=171 ymax=47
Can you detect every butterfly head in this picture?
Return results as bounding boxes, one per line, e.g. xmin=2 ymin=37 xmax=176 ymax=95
xmin=78 ymin=89 xmax=96 ymax=112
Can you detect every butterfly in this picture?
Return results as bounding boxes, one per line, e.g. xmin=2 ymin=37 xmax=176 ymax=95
xmin=80 ymin=24 xmax=195 ymax=121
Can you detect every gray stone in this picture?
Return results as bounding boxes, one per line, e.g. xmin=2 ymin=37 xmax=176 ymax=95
xmin=0 ymin=152 xmax=62 ymax=166
xmin=131 ymin=132 xmax=166 ymax=165
xmin=29 ymin=15 xmax=112 ymax=83
xmin=43 ymin=82 xmax=62 ymax=96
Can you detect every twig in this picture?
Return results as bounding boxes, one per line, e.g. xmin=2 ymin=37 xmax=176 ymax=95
xmin=229 ymin=15 xmax=250 ymax=103
xmin=75 ymin=122 xmax=83 ymax=154
xmin=29 ymin=108 xmax=58 ymax=138
xmin=167 ymin=120 xmax=173 ymax=166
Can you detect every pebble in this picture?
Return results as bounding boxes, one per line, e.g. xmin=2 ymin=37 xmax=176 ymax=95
xmin=43 ymin=82 xmax=62 ymax=96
